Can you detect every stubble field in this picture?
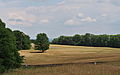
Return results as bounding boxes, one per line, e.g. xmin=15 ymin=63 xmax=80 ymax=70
xmin=3 ymin=44 xmax=120 ymax=75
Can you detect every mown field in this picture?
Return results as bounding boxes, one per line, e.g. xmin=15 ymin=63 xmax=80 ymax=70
xmin=3 ymin=44 xmax=120 ymax=75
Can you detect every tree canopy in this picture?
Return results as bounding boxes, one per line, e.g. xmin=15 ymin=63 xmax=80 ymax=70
xmin=0 ymin=19 xmax=23 ymax=73
xmin=0 ymin=19 xmax=5 ymax=28
xmin=13 ymin=30 xmax=31 ymax=50
xmin=35 ymin=33 xmax=49 ymax=53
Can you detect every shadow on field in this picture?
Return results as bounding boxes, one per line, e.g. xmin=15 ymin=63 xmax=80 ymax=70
xmin=22 ymin=60 xmax=120 ymax=68
xmin=30 ymin=52 xmax=43 ymax=53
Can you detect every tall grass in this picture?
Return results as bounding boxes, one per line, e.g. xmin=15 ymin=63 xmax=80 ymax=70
xmin=3 ymin=64 xmax=120 ymax=75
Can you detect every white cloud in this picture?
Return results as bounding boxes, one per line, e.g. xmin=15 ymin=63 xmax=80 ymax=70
xmin=7 ymin=11 xmax=36 ymax=26
xmin=101 ymin=14 xmax=108 ymax=17
xmin=7 ymin=21 xmax=32 ymax=26
xmin=81 ymin=17 xmax=96 ymax=22
xmin=78 ymin=13 xmax=84 ymax=17
xmin=90 ymin=0 xmax=120 ymax=5
xmin=65 ymin=0 xmax=94 ymax=3
xmin=26 ymin=4 xmax=81 ymax=14
xmin=26 ymin=5 xmax=81 ymax=25
xmin=0 ymin=0 xmax=23 ymax=7
xmin=40 ymin=19 xmax=50 ymax=24
xmin=0 ymin=0 xmax=120 ymax=38
xmin=58 ymin=1 xmax=65 ymax=5
xmin=64 ymin=19 xmax=80 ymax=25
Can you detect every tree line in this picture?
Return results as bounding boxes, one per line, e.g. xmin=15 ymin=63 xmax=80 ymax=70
xmin=0 ymin=19 xmax=49 ymax=73
xmin=52 ymin=33 xmax=120 ymax=48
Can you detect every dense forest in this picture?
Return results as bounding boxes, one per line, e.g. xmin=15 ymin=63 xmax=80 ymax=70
xmin=52 ymin=33 xmax=120 ymax=48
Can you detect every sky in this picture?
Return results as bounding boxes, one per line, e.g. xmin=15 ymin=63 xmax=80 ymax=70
xmin=0 ymin=0 xmax=120 ymax=39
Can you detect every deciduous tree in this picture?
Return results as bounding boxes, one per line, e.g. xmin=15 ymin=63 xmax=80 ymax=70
xmin=35 ymin=33 xmax=49 ymax=53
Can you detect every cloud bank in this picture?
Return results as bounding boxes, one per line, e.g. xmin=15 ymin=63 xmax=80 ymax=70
xmin=0 ymin=0 xmax=120 ymax=38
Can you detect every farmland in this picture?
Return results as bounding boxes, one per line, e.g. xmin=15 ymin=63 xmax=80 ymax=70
xmin=3 ymin=44 xmax=120 ymax=75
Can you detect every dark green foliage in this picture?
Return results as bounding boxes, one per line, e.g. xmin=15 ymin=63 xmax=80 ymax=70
xmin=35 ymin=33 xmax=49 ymax=52
xmin=72 ymin=34 xmax=82 ymax=45
xmin=109 ymin=35 xmax=120 ymax=48
xmin=13 ymin=30 xmax=31 ymax=50
xmin=52 ymin=38 xmax=59 ymax=44
xmin=31 ymin=39 xmax=36 ymax=43
xmin=52 ymin=33 xmax=120 ymax=48
xmin=0 ymin=20 xmax=23 ymax=73
xmin=52 ymin=36 xmax=73 ymax=45
xmin=22 ymin=35 xmax=31 ymax=50
xmin=0 ymin=19 xmax=5 ymax=28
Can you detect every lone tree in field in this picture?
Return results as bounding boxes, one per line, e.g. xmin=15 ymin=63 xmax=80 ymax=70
xmin=0 ymin=19 xmax=23 ymax=73
xmin=35 ymin=33 xmax=49 ymax=53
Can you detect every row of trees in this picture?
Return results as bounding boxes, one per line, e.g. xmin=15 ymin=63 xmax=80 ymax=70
xmin=52 ymin=33 xmax=120 ymax=48
xmin=0 ymin=19 xmax=50 ymax=73
xmin=13 ymin=31 xmax=49 ymax=52
xmin=13 ymin=32 xmax=50 ymax=52
xmin=0 ymin=19 xmax=23 ymax=73
xmin=13 ymin=31 xmax=50 ymax=52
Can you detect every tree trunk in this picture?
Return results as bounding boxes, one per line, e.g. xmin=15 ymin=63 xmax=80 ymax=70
xmin=42 ymin=50 xmax=45 ymax=53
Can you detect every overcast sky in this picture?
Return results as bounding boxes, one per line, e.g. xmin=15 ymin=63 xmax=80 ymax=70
xmin=0 ymin=0 xmax=120 ymax=39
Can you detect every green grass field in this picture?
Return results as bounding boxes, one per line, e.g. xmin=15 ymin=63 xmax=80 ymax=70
xmin=3 ymin=44 xmax=120 ymax=75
